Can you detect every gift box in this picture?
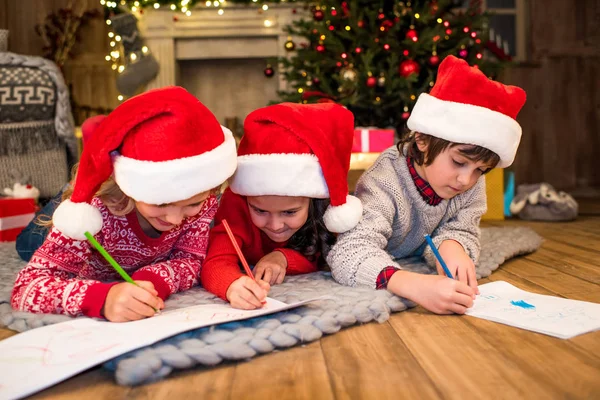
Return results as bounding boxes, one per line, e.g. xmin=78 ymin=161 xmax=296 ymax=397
xmin=0 ymin=198 xmax=37 ymax=242
xmin=481 ymin=168 xmax=504 ymax=221
xmin=352 ymin=127 xmax=395 ymax=153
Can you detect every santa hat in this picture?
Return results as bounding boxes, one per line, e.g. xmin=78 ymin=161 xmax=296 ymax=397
xmin=53 ymin=86 xmax=237 ymax=240
xmin=229 ymin=102 xmax=362 ymax=233
xmin=407 ymin=55 xmax=526 ymax=168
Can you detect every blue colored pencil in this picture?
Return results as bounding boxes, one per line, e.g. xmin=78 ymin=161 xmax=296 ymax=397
xmin=424 ymin=234 xmax=454 ymax=279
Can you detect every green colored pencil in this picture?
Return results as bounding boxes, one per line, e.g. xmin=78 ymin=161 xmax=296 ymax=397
xmin=84 ymin=231 xmax=159 ymax=313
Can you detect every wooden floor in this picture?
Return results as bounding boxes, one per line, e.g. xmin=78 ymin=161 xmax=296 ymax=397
xmin=2 ymin=216 xmax=599 ymax=399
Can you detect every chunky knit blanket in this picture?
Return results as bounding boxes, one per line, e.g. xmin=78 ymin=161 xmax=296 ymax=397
xmin=0 ymin=227 xmax=542 ymax=385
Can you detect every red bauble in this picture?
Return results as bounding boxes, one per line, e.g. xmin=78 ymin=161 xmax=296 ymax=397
xmin=366 ymin=76 xmax=377 ymax=88
xmin=313 ymin=10 xmax=324 ymax=21
xmin=429 ymin=55 xmax=440 ymax=66
xmin=398 ymin=60 xmax=420 ymax=77
xmin=406 ymin=29 xmax=418 ymax=40
xmin=382 ymin=20 xmax=394 ymax=29
xmin=401 ymin=112 xmax=411 ymax=120
xmin=264 ymin=66 xmax=275 ymax=77
xmin=316 ymin=44 xmax=326 ymax=53
xmin=312 ymin=77 xmax=321 ymax=85
xmin=357 ymin=20 xmax=365 ymax=28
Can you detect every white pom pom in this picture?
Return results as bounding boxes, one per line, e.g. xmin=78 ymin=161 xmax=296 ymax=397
xmin=323 ymin=195 xmax=363 ymax=233
xmin=53 ymin=199 xmax=103 ymax=240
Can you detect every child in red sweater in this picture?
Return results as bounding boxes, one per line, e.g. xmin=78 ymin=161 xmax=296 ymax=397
xmin=201 ymin=102 xmax=362 ymax=310
xmin=11 ymin=87 xmax=237 ymax=322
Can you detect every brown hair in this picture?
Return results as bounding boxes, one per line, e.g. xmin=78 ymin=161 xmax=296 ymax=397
xmin=287 ymin=198 xmax=336 ymax=269
xmin=396 ymin=131 xmax=500 ymax=169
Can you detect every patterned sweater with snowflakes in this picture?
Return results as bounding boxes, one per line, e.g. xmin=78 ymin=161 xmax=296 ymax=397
xmin=11 ymin=195 xmax=218 ymax=318
xmin=201 ymin=188 xmax=319 ymax=301
xmin=326 ymin=146 xmax=487 ymax=288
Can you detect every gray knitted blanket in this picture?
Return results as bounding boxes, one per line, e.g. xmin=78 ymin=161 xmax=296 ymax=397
xmin=0 ymin=227 xmax=542 ymax=386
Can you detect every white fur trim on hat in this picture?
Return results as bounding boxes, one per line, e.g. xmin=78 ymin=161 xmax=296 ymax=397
xmin=113 ymin=126 xmax=237 ymax=204
xmin=323 ymin=195 xmax=363 ymax=233
xmin=407 ymin=93 xmax=522 ymax=168
xmin=229 ymin=153 xmax=329 ymax=198
xmin=53 ymin=199 xmax=103 ymax=241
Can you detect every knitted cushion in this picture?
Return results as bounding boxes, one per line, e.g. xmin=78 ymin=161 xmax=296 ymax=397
xmin=0 ymin=226 xmax=542 ymax=386
xmin=0 ymin=53 xmax=77 ymax=197
xmin=0 ymin=65 xmax=56 ymax=122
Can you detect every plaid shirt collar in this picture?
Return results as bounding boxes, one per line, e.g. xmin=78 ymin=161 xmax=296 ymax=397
xmin=406 ymin=156 xmax=443 ymax=206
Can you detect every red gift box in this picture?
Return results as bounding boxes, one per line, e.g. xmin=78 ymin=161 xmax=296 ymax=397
xmin=0 ymin=198 xmax=37 ymax=242
xmin=352 ymin=127 xmax=395 ymax=153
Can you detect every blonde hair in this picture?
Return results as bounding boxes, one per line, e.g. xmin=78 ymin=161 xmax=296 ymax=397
xmin=37 ymin=163 xmax=135 ymax=227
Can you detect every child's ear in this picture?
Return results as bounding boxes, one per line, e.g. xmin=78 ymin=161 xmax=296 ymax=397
xmin=414 ymin=132 xmax=428 ymax=152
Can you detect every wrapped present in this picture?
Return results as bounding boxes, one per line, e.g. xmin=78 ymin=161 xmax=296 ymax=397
xmin=0 ymin=197 xmax=37 ymax=242
xmin=352 ymin=127 xmax=395 ymax=153
xmin=482 ymin=168 xmax=504 ymax=221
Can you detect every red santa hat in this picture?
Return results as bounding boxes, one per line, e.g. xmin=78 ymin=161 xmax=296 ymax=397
xmin=53 ymin=86 xmax=237 ymax=240
xmin=407 ymin=55 xmax=526 ymax=167
xmin=229 ymin=102 xmax=362 ymax=233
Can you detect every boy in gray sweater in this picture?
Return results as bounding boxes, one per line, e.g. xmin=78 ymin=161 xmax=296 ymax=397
xmin=327 ymin=56 xmax=527 ymax=314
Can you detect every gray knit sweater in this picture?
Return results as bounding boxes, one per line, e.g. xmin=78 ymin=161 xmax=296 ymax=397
xmin=327 ymin=146 xmax=487 ymax=288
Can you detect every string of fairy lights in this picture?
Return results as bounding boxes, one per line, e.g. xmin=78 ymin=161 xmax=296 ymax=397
xmin=101 ymin=0 xmax=282 ymax=101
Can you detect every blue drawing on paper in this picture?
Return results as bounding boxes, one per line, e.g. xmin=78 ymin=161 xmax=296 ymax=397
xmin=510 ymin=300 xmax=536 ymax=310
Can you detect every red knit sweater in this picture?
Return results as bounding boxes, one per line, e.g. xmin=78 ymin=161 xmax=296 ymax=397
xmin=11 ymin=195 xmax=217 ymax=318
xmin=201 ymin=189 xmax=318 ymax=300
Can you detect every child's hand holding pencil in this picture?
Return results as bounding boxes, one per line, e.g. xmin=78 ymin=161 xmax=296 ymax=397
xmin=85 ymin=232 xmax=164 ymax=322
xmin=102 ymin=281 xmax=164 ymax=322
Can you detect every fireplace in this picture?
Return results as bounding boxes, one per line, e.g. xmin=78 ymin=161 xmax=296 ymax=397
xmin=139 ymin=5 xmax=301 ymax=129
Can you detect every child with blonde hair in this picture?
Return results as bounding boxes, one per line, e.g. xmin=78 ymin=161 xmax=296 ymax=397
xmin=201 ymin=102 xmax=362 ymax=309
xmin=11 ymin=87 xmax=237 ymax=322
xmin=327 ymin=56 xmax=527 ymax=314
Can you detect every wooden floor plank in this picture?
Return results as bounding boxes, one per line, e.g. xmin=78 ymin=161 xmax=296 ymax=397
xmin=29 ymin=368 xmax=130 ymax=400
xmin=128 ymin=365 xmax=235 ymax=400
xmin=319 ymin=322 xmax=442 ymax=399
xmin=525 ymin=246 xmax=600 ymax=285
xmin=501 ymin=257 xmax=600 ymax=301
xmin=230 ymin=341 xmax=334 ymax=400
xmin=388 ymin=310 xmax=556 ymax=399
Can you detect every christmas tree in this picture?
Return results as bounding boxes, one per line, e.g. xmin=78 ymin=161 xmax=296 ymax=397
xmin=276 ymin=0 xmax=504 ymax=132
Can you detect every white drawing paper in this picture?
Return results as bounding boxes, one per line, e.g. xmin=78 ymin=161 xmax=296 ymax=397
xmin=466 ymin=281 xmax=600 ymax=339
xmin=0 ymin=297 xmax=322 ymax=400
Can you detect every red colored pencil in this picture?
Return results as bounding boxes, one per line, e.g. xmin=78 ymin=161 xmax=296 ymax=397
xmin=221 ymin=219 xmax=256 ymax=281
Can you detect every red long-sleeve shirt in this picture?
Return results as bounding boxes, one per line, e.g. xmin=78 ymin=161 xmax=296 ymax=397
xmin=11 ymin=195 xmax=217 ymax=318
xmin=201 ymin=189 xmax=318 ymax=300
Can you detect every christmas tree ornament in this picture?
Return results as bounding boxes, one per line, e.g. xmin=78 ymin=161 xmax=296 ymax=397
xmin=357 ymin=20 xmax=365 ymax=28
xmin=264 ymin=65 xmax=275 ymax=77
xmin=366 ymin=76 xmax=377 ymax=88
xmin=316 ymin=44 xmax=326 ymax=52
xmin=110 ymin=13 xmax=159 ymax=97
xmin=377 ymin=74 xmax=386 ymax=87
xmin=429 ymin=54 xmax=440 ymax=66
xmin=459 ymin=49 xmax=468 ymax=58
xmin=398 ymin=59 xmax=420 ymax=77
xmin=401 ymin=111 xmax=411 ymax=119
xmin=406 ymin=28 xmax=418 ymax=41
xmin=340 ymin=66 xmax=358 ymax=82
xmin=306 ymin=79 xmax=313 ymax=86
xmin=284 ymin=37 xmax=296 ymax=51
xmin=313 ymin=10 xmax=324 ymax=21
xmin=312 ymin=77 xmax=321 ymax=85
xmin=382 ymin=20 xmax=394 ymax=31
